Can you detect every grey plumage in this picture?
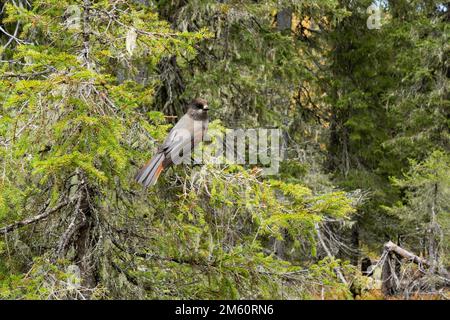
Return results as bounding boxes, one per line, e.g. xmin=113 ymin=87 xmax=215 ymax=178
xmin=135 ymin=98 xmax=209 ymax=187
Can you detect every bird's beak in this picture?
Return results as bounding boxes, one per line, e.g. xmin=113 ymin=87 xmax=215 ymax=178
xmin=203 ymin=105 xmax=209 ymax=110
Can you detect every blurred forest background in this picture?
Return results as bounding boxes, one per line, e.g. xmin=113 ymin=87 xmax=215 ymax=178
xmin=0 ymin=0 xmax=448 ymax=299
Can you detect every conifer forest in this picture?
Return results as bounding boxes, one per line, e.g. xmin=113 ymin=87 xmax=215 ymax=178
xmin=0 ymin=0 xmax=448 ymax=300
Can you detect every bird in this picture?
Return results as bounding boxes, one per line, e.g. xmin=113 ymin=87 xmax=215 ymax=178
xmin=135 ymin=98 xmax=209 ymax=187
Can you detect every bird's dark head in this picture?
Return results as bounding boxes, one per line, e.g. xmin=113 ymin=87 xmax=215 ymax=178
xmin=187 ymin=98 xmax=209 ymax=120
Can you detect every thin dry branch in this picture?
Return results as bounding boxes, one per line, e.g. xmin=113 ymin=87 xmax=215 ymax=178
xmin=315 ymin=223 xmax=348 ymax=285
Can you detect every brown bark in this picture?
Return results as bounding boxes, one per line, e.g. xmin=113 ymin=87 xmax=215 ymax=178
xmin=381 ymin=251 xmax=401 ymax=296
xmin=350 ymin=225 xmax=359 ymax=266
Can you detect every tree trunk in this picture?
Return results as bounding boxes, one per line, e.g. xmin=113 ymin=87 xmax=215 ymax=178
xmin=350 ymin=225 xmax=359 ymax=266
xmin=276 ymin=9 xmax=292 ymax=31
xmin=74 ymin=186 xmax=98 ymax=292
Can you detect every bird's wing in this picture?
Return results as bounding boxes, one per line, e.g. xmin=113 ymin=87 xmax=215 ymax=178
xmin=159 ymin=114 xmax=194 ymax=157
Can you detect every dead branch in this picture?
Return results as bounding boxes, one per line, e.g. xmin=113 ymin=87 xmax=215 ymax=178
xmin=384 ymin=241 xmax=429 ymax=267
xmin=56 ymin=196 xmax=84 ymax=258
xmin=315 ymin=223 xmax=348 ymax=285
xmin=0 ymin=200 xmax=71 ymax=235
xmin=380 ymin=241 xmax=450 ymax=296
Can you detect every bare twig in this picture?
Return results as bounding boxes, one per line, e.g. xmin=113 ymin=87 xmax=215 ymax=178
xmin=315 ymin=223 xmax=348 ymax=285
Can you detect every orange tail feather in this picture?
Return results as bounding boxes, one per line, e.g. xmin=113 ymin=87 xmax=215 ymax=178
xmin=135 ymin=153 xmax=165 ymax=187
